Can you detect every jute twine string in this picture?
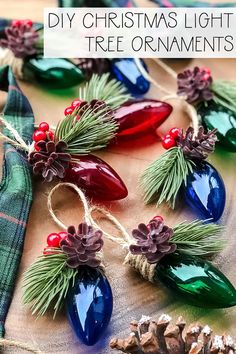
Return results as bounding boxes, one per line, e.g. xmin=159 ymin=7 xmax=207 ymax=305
xmin=0 ymin=339 xmax=43 ymax=353
xmin=89 ymin=206 xmax=156 ymax=282
xmin=134 ymin=58 xmax=200 ymax=135
xmin=0 ymin=114 xmax=31 ymax=152
xmin=47 ymin=183 xmax=156 ymax=281
xmin=0 ymin=48 xmax=23 ymax=79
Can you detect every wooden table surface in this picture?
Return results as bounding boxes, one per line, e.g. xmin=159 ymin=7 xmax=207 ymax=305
xmin=0 ymin=0 xmax=236 ymax=353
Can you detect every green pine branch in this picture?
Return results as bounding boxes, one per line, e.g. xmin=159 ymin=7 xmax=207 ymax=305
xmin=55 ymin=106 xmax=118 ymax=154
xmin=212 ymin=80 xmax=236 ymax=115
xmin=172 ymin=220 xmax=225 ymax=257
xmin=22 ymin=251 xmax=78 ymax=318
xmin=141 ymin=147 xmax=194 ymax=209
xmin=55 ymin=73 xmax=131 ymax=154
xmin=78 ymin=73 xmax=131 ymax=110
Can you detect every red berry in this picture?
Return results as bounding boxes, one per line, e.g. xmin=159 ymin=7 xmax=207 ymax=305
xmin=33 ymin=129 xmax=47 ymax=142
xmin=39 ymin=122 xmax=49 ymax=132
xmin=201 ymin=67 xmax=211 ymax=81
xmin=47 ymin=130 xmax=54 ymax=141
xmin=202 ymin=67 xmax=211 ymax=74
xmin=169 ymin=127 xmax=181 ymax=139
xmin=47 ymin=233 xmax=61 ymax=248
xmin=71 ymin=99 xmax=83 ymax=108
xmin=152 ymin=215 xmax=164 ymax=222
xmin=58 ymin=231 xmax=67 ymax=240
xmin=34 ymin=142 xmax=41 ymax=151
xmin=162 ymin=135 xmax=176 ymax=149
xmin=64 ymin=106 xmax=74 ymax=116
xmin=12 ymin=20 xmax=22 ymax=27
xmin=22 ymin=19 xmax=33 ymax=27
xmin=76 ymin=115 xmax=81 ymax=121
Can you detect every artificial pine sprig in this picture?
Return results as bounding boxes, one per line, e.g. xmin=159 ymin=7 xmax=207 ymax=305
xmin=142 ymin=147 xmax=194 ymax=208
xmin=23 ymin=222 xmax=104 ymax=318
xmin=78 ymin=73 xmax=131 ymax=109
xmin=55 ymin=106 xmax=118 ymax=154
xmin=177 ymin=66 xmax=236 ymax=116
xmin=22 ymin=251 xmax=78 ymax=318
xmin=142 ymin=126 xmax=217 ymax=209
xmin=130 ymin=217 xmax=224 ymax=263
xmin=172 ymin=219 xmax=225 ymax=257
xmin=54 ymin=73 xmax=130 ymax=155
xmin=211 ymin=80 xmax=236 ymax=115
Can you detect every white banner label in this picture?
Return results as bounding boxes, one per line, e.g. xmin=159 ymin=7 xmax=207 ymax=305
xmin=44 ymin=7 xmax=236 ymax=58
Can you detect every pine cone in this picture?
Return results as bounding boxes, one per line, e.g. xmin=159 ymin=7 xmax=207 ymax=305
xmin=28 ymin=140 xmax=71 ymax=182
xmin=60 ymin=223 xmax=103 ymax=268
xmin=0 ymin=21 xmax=39 ymax=59
xmin=177 ymin=126 xmax=218 ymax=161
xmin=110 ymin=314 xmax=236 ymax=354
xmin=75 ymin=58 xmax=110 ymax=80
xmin=177 ymin=67 xmax=213 ymax=104
xmin=129 ymin=219 xmax=176 ymax=264
xmin=79 ymin=99 xmax=114 ymax=120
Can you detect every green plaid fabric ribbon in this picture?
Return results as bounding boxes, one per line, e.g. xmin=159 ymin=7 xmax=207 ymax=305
xmin=0 ymin=65 xmax=34 ymax=337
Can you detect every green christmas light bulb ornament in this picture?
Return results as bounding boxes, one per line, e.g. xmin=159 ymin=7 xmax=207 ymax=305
xmin=96 ymin=213 xmax=236 ymax=309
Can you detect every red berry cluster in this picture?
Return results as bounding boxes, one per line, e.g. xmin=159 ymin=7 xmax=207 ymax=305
xmin=12 ymin=19 xmax=33 ymax=28
xmin=162 ymin=127 xmax=182 ymax=150
xmin=43 ymin=231 xmax=67 ymax=255
xmin=64 ymin=99 xmax=83 ymax=118
xmin=32 ymin=122 xmax=54 ymax=151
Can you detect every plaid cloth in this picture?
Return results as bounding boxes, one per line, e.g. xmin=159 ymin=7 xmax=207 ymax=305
xmin=0 ymin=65 xmax=34 ymax=337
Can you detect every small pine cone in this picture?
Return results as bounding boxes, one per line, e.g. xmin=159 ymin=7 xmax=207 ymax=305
xmin=177 ymin=126 xmax=218 ymax=161
xmin=79 ymin=99 xmax=114 ymax=120
xmin=129 ymin=219 xmax=176 ymax=264
xmin=60 ymin=223 xmax=103 ymax=269
xmin=110 ymin=314 xmax=236 ymax=354
xmin=28 ymin=140 xmax=71 ymax=182
xmin=177 ymin=67 xmax=213 ymax=104
xmin=75 ymin=58 xmax=110 ymax=80
xmin=0 ymin=22 xmax=39 ymax=59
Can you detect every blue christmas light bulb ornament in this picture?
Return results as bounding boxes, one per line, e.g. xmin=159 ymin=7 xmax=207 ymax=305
xmin=110 ymin=58 xmax=150 ymax=96
xmin=142 ymin=126 xmax=226 ymax=222
xmin=66 ymin=267 xmax=113 ymax=346
xmin=185 ymin=162 xmax=226 ymax=222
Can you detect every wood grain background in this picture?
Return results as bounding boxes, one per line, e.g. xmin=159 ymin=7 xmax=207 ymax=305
xmin=0 ymin=0 xmax=236 ymax=353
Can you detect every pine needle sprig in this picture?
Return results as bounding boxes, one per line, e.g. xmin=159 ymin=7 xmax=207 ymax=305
xmin=22 ymin=251 xmax=78 ymax=318
xmin=55 ymin=106 xmax=118 ymax=154
xmin=78 ymin=73 xmax=131 ymax=109
xmin=141 ymin=147 xmax=194 ymax=209
xmin=172 ymin=220 xmax=225 ymax=257
xmin=212 ymin=80 xmax=236 ymax=115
